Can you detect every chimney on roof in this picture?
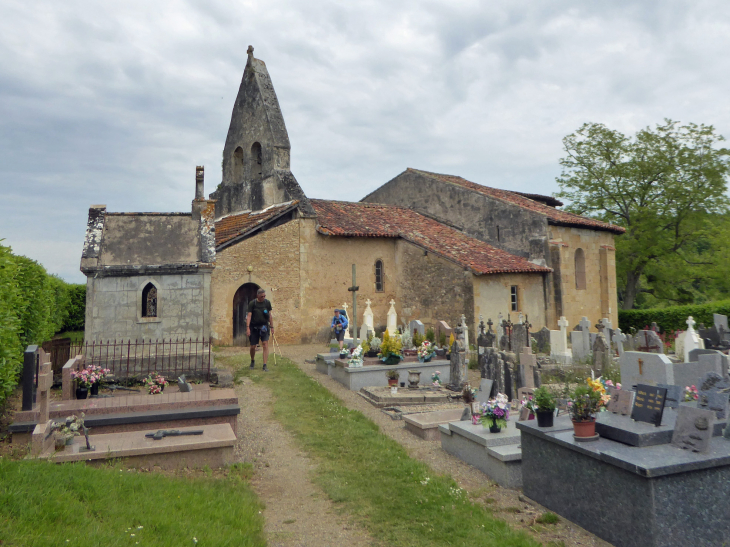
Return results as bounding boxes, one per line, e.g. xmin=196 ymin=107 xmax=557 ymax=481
xmin=195 ymin=166 xmax=204 ymax=199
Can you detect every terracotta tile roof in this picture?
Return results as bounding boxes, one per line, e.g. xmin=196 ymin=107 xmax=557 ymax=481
xmin=408 ymin=169 xmax=625 ymax=234
xmin=310 ymin=199 xmax=551 ymax=275
xmin=215 ymin=201 xmax=298 ymax=247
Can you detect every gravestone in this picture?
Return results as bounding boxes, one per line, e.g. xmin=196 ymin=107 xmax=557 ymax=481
xmin=496 ymin=312 xmax=504 ymax=342
xmin=550 ymin=316 xmax=572 ymax=365
xmin=606 ymin=387 xmax=634 ymax=415
xmin=592 ymin=334 xmax=610 ymax=374
xmin=682 ymin=316 xmax=701 ymax=362
xmin=671 ymin=354 xmax=723 ymax=394
xmin=612 ymin=328 xmax=627 ymax=357
xmin=408 ymin=320 xmax=425 ymax=339
xmin=480 ymin=318 xmax=496 ymax=349
xmin=449 ymin=328 xmax=468 ymax=389
xmin=532 ymin=327 xmax=551 ymax=354
xmin=671 ymin=406 xmax=716 ymax=453
xmin=511 ymin=322 xmax=527 ymax=352
xmin=631 ymin=384 xmax=668 ymax=427
xmin=177 ymin=375 xmax=193 ymax=393
xmin=476 ymin=378 xmax=494 ymax=403
xmin=31 ymin=358 xmax=54 ymax=456
xmin=570 ymin=317 xmax=592 ymax=362
xmin=688 ymin=349 xmax=730 ymax=377
xmin=360 ymin=299 xmax=375 ymax=340
xmin=620 ymin=351 xmax=674 ymax=390
xmin=518 ymin=346 xmax=536 ymax=390
xmin=656 ymin=383 xmax=682 ymax=410
xmin=437 ymin=321 xmax=452 ymax=346
xmin=386 ymin=300 xmax=398 ymax=337
xmin=713 ymin=313 xmax=730 ymax=343
xmin=634 ymin=330 xmax=664 ymax=354
xmin=698 ymin=325 xmax=721 ymax=349
xmin=697 ymin=371 xmax=730 ymax=419
xmin=481 ymin=348 xmax=505 ymax=396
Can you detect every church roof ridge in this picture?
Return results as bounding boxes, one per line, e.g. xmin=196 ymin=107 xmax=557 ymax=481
xmin=406 ymin=168 xmax=625 ymax=234
xmin=310 ymin=199 xmax=551 ymax=276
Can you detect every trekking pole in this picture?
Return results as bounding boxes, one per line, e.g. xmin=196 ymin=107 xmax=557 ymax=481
xmin=273 ymin=331 xmax=283 ymax=364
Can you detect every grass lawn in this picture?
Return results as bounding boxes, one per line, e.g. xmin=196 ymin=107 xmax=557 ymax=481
xmin=0 ymin=459 xmax=265 ymax=547
xmin=231 ymin=354 xmax=541 ymax=547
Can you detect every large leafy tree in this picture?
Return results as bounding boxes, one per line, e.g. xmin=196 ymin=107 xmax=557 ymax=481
xmin=556 ymin=120 xmax=730 ymax=309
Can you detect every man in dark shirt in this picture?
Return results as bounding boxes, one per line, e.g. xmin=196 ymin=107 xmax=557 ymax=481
xmin=246 ymin=288 xmax=273 ymax=371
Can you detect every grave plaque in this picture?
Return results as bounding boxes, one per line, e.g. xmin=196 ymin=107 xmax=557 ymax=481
xmin=656 ymin=383 xmax=682 ymax=410
xmin=631 ymin=384 xmax=667 ymax=427
xmin=698 ymin=391 xmax=729 ymax=420
xmin=606 ymin=387 xmax=634 ymax=415
xmin=671 ymin=406 xmax=716 ymax=453
xmin=519 ymin=407 xmax=531 ymax=421
xmin=476 ymin=378 xmax=493 ymax=404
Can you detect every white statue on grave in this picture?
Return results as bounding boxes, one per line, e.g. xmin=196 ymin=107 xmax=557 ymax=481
xmin=683 ymin=316 xmax=701 ymax=363
xmin=387 ymin=300 xmax=398 ymax=337
xmin=460 ymin=314 xmax=469 ymax=349
xmin=360 ymin=299 xmax=375 ymax=340
xmin=341 ymin=302 xmax=353 ymax=341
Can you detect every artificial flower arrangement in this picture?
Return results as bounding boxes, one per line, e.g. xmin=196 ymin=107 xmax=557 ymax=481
xmin=52 ymin=413 xmax=85 ymax=446
xmin=477 ymin=393 xmax=510 ymax=430
xmin=521 ymin=395 xmax=538 ymax=415
xmin=417 ymin=340 xmax=436 ymax=362
xmin=462 ymin=384 xmax=477 ymax=404
xmin=70 ymin=367 xmax=107 ymax=389
xmin=684 ymin=385 xmax=699 ymax=401
xmin=431 ymin=370 xmax=441 ymax=387
xmin=143 ymin=372 xmax=169 ymax=395
xmin=348 ymin=344 xmax=364 ymax=367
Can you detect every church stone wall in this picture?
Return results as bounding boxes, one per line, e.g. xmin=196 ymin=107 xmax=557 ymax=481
xmin=210 ymin=218 xmax=301 ymax=345
xmin=362 ymin=170 xmax=550 ymax=264
xmin=473 ymin=273 xmax=547 ymax=330
xmin=84 ymin=272 xmax=211 ymax=342
xmin=299 ymin=219 xmax=399 ymax=343
xmin=550 ymin=226 xmax=618 ymax=330
xmin=395 ymin=240 xmax=475 ymax=335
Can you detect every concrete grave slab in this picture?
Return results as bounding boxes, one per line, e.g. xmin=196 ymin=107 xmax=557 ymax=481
xmin=403 ymin=408 xmax=464 ymax=441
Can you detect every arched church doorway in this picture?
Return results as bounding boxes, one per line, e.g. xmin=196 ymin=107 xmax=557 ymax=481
xmin=233 ymin=282 xmax=260 ymax=346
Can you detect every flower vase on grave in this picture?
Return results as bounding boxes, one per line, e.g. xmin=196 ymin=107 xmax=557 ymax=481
xmin=388 ymin=378 xmax=398 ymax=387
xmin=382 ymin=355 xmax=402 ymax=366
xmin=90 ymin=382 xmax=99 ymax=397
xmin=536 ymin=410 xmax=554 ymax=428
xmin=76 ymin=387 xmax=88 ymax=400
xmin=488 ymin=419 xmax=501 ymax=433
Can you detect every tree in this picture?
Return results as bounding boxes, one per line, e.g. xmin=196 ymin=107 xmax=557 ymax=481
xmin=556 ymin=120 xmax=730 ymax=309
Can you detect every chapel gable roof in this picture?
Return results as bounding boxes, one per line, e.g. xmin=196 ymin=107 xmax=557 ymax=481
xmin=215 ymin=200 xmax=298 ymax=249
xmin=310 ymin=199 xmax=551 ymax=275
xmin=407 ymin=169 xmax=625 ymax=234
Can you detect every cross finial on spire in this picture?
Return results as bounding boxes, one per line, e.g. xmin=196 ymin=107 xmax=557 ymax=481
xmin=247 ymin=45 xmax=254 ymax=60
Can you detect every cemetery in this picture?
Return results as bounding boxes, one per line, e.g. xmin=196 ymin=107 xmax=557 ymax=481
xmin=318 ymin=298 xmax=730 ymax=546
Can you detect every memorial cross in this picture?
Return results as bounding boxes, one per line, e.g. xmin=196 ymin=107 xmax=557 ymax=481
xmin=687 ymin=316 xmax=696 ymax=330
xmin=347 ymin=264 xmax=359 ymax=344
xmin=487 ymin=318 xmax=494 ymax=334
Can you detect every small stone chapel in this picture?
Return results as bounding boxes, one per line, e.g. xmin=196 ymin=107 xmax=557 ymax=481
xmin=80 ymin=47 xmax=623 ymax=345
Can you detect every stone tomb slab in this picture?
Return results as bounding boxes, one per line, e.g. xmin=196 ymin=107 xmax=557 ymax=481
xmin=403 ymin=408 xmax=464 ymax=441
xmin=595 ymin=405 xmax=727 ymax=447
xmin=358 ymin=386 xmax=455 ymax=408
xmin=40 ymin=423 xmax=236 ymax=469
xmin=518 ymin=418 xmax=730 ymax=547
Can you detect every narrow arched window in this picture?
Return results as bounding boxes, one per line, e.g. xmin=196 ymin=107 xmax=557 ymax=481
xmin=251 ymin=142 xmax=262 ymax=179
xmin=575 ymin=248 xmax=586 ymax=290
xmin=233 ymin=146 xmax=244 ymax=181
xmin=142 ymin=283 xmax=158 ymax=317
xmin=375 ymin=260 xmax=384 ymax=292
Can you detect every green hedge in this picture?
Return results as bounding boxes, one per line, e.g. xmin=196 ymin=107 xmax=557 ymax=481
xmin=619 ymin=300 xmax=730 ymax=333
xmin=0 ymin=242 xmax=85 ymax=407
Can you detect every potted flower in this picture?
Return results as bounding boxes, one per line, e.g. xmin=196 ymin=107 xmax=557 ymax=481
xmin=144 ymin=372 xmax=169 ymax=395
xmin=52 ymin=414 xmax=85 ymax=448
xmin=378 ymin=331 xmax=403 ymax=365
xmin=532 ymin=386 xmax=557 ymax=427
xmin=569 ymin=379 xmax=610 ymax=437
xmin=385 ymin=369 xmax=399 ymax=387
xmin=71 ymin=368 xmax=95 ymax=399
xmin=88 ymin=365 xmax=111 ymax=396
xmin=431 ymin=370 xmax=441 ymax=387
xmin=417 ymin=340 xmax=435 ymax=363
xmin=521 ymin=396 xmax=537 ymax=421
xmin=478 ymin=393 xmax=510 ymax=433
xmin=367 ymin=336 xmax=381 ymax=358
xmin=684 ymin=384 xmax=699 ymax=401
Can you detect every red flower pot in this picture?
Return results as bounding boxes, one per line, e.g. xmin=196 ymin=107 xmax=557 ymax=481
xmin=388 ymin=378 xmax=398 ymax=387
xmin=572 ymin=419 xmax=596 ymax=437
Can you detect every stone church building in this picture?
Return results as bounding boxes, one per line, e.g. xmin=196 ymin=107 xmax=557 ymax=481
xmin=81 ymin=47 xmax=623 ymax=345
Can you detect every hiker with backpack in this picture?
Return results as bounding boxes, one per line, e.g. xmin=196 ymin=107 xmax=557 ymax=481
xmin=247 ymin=288 xmax=273 ymax=371
xmin=331 ymin=309 xmax=349 ymax=353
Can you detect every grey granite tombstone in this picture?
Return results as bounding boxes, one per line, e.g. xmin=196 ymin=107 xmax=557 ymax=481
xmin=532 ymin=327 xmax=551 ymax=354
xmin=476 ymin=378 xmax=494 ymax=403
xmin=634 ymin=330 xmax=664 ymax=354
xmin=688 ymin=349 xmax=729 ymax=377
xmin=481 ymin=348 xmax=505 ymax=396
xmin=713 ymin=313 xmax=729 ymax=334
xmin=612 ymin=328 xmax=627 ymax=357
xmin=698 ymin=325 xmax=721 ymax=349
xmin=592 ymin=334 xmax=610 ymax=374
xmin=671 ymin=354 xmax=724 ymax=393
xmin=698 ymin=391 xmax=729 ymax=419
xmin=518 ymin=346 xmax=536 ymax=390
xmin=449 ymin=336 xmax=468 ymax=389
xmin=620 ymin=351 xmax=674 ymax=390
xmin=571 ymin=331 xmax=588 ymax=362
xmin=408 ymin=320 xmax=425 ymax=338
xmin=511 ymin=323 xmax=527 ymax=352
xmin=656 ymin=383 xmax=682 ymax=410
xmin=606 ymin=387 xmax=634 ymax=415
xmin=671 ymin=406 xmax=716 ymax=453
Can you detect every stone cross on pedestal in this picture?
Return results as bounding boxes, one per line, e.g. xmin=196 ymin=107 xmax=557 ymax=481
xmin=347 ymin=264 xmax=359 ymax=344
xmin=361 ymin=299 xmax=374 ymax=340
xmin=683 ymin=316 xmax=701 ymax=362
xmin=497 ymin=312 xmax=504 ymax=340
xmin=551 ymin=316 xmax=573 ymax=365
xmin=31 ymin=357 xmax=54 ymax=456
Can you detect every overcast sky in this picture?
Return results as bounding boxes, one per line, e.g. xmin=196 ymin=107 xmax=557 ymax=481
xmin=2 ymin=1 xmax=730 ymax=283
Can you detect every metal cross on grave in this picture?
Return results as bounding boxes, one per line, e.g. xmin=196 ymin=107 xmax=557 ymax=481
xmin=524 ymin=314 xmax=532 ymax=346
xmin=487 ymin=318 xmax=494 ymax=334
xmin=347 ymin=264 xmax=359 ymax=344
